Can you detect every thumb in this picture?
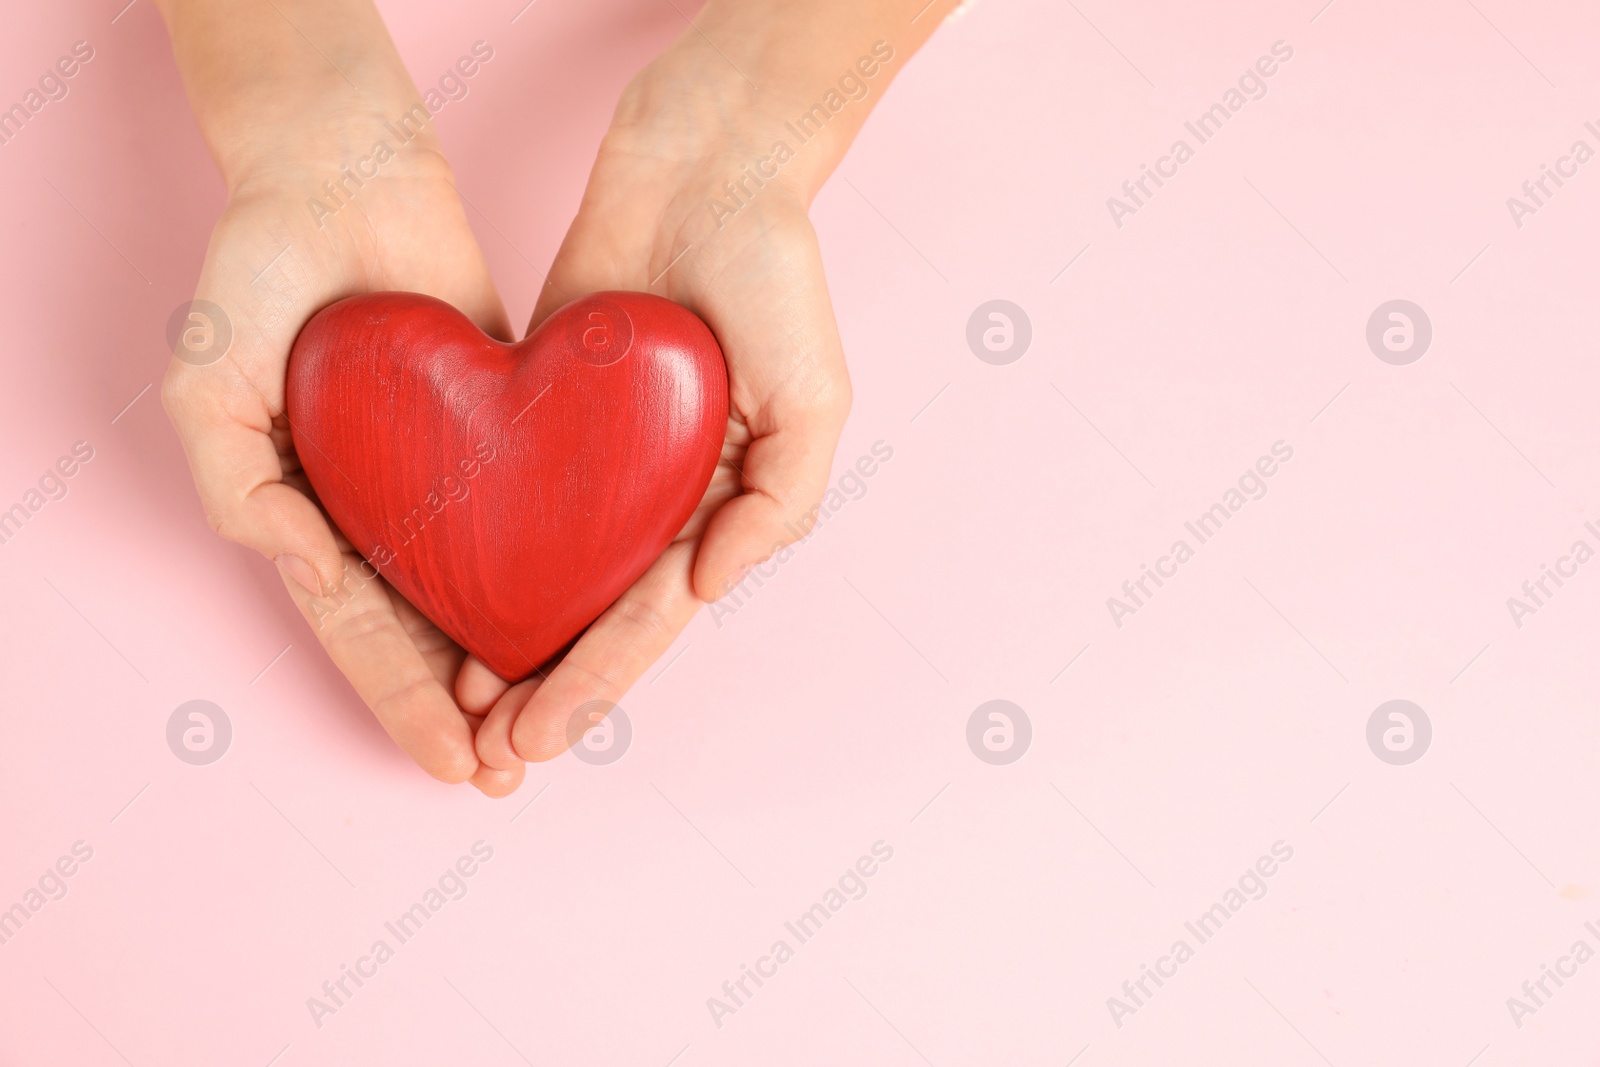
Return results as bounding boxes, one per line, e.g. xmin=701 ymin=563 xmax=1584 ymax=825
xmin=689 ymin=223 xmax=851 ymax=600
xmin=692 ymin=402 xmax=847 ymax=603
xmin=162 ymin=357 xmax=344 ymax=595
xmin=523 ymin=199 xmax=659 ymax=335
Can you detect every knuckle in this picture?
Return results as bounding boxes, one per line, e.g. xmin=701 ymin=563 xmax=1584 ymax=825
xmin=609 ymin=596 xmax=674 ymax=652
xmin=322 ymin=601 xmax=398 ymax=650
xmin=200 ymin=500 xmax=232 ymax=541
xmin=192 ymin=484 xmax=245 ymax=545
xmin=823 ymin=375 xmax=853 ymax=424
xmin=159 ymin=365 xmax=203 ymax=422
xmin=369 ymin=675 xmax=435 ymax=720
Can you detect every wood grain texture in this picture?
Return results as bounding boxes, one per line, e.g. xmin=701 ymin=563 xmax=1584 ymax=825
xmin=285 ymin=291 xmax=728 ymax=680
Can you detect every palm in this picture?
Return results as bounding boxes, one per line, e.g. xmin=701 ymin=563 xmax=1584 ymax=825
xmin=473 ymin=141 xmax=851 ymax=766
xmin=164 ymin=162 xmax=522 ymax=796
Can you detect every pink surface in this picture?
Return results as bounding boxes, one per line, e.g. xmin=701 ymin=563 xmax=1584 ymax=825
xmin=2 ymin=0 xmax=1599 ymax=1063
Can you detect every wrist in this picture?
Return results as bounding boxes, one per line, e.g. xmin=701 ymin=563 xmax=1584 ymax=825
xmin=158 ymin=0 xmax=442 ymax=197
xmin=216 ymin=93 xmax=451 ymax=203
xmin=618 ymin=4 xmax=912 ymax=205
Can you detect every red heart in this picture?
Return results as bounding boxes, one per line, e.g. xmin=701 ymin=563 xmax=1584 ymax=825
xmin=286 ymin=291 xmax=727 ymax=680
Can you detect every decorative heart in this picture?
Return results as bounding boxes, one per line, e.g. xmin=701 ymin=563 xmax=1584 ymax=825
xmin=286 ymin=291 xmax=728 ymax=680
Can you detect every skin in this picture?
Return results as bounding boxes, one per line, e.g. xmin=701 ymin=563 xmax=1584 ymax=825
xmin=155 ymin=0 xmax=955 ymax=795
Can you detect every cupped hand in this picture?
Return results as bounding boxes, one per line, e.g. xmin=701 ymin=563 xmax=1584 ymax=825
xmin=469 ymin=55 xmax=854 ymax=767
xmin=163 ymin=145 xmax=526 ymax=797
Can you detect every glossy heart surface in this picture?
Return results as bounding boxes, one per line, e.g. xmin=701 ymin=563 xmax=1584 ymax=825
xmin=286 ymin=291 xmax=728 ymax=680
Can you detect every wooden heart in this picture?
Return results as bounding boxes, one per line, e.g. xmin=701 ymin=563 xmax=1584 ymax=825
xmin=286 ymin=291 xmax=727 ymax=680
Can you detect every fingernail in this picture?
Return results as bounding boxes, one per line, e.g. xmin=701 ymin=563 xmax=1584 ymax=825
xmin=276 ymin=553 xmax=323 ymax=596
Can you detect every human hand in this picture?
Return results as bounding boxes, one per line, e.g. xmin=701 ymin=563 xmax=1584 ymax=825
xmin=471 ymin=4 xmax=931 ymax=766
xmin=157 ymin=0 xmax=524 ymax=795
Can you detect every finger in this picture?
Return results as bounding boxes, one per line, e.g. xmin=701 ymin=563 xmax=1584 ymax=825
xmin=282 ymin=553 xmax=479 ymax=784
xmin=455 ymin=655 xmax=515 ymax=716
xmin=461 ymin=696 xmax=524 ymax=796
xmin=525 ymin=195 xmax=658 ymax=333
xmin=690 ymin=225 xmax=851 ymax=600
xmin=476 ymin=675 xmax=541 ymax=771
xmin=460 ymin=710 xmax=519 ymax=794
xmin=418 ymin=190 xmax=517 ymax=342
xmin=462 ymin=702 xmax=520 ymax=795
xmin=163 ymin=360 xmax=346 ymax=594
xmin=163 ymin=214 xmax=352 ymax=591
xmin=510 ymin=542 xmax=701 ymax=763
xmin=297 ymin=168 xmax=516 ymax=344
xmin=166 ymin=183 xmax=513 ymax=592
xmin=470 ymin=761 xmax=525 ymax=798
xmin=692 ymin=411 xmax=844 ymax=602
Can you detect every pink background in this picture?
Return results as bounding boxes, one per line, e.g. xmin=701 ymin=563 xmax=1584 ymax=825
xmin=3 ymin=0 xmax=1599 ymax=1062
